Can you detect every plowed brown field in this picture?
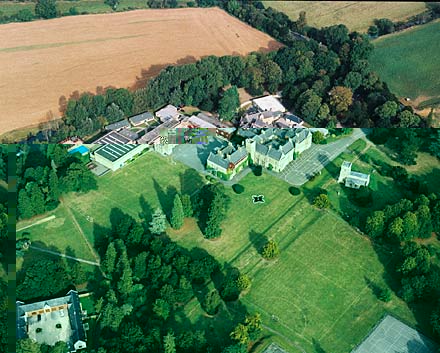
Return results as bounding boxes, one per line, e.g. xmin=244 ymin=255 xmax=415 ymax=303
xmin=0 ymin=8 xmax=281 ymax=134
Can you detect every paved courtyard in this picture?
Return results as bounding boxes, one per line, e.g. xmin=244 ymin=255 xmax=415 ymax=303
xmin=269 ymin=129 xmax=367 ymax=186
xmin=170 ymin=129 xmax=367 ymax=186
xmin=171 ymin=136 xmax=226 ymax=172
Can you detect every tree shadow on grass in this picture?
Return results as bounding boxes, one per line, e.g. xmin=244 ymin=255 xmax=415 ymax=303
xmin=153 ymin=177 xmax=177 ymax=220
xmin=249 ymin=230 xmax=268 ymax=257
xmin=179 ymin=168 xmax=205 ymax=196
xmin=139 ymin=195 xmax=153 ymax=224
xmin=312 ymin=338 xmax=327 ymax=353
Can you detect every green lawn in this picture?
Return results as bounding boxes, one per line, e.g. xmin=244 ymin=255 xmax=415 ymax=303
xmin=16 ymin=205 xmax=97 ymax=262
xmin=16 ymin=145 xmax=435 ymax=353
xmin=370 ymin=20 xmax=440 ymax=101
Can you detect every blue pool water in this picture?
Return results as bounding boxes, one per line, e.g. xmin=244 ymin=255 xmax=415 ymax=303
xmin=68 ymin=145 xmax=89 ymax=155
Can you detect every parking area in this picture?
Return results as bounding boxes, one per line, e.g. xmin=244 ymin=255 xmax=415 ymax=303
xmin=269 ymin=129 xmax=367 ymax=186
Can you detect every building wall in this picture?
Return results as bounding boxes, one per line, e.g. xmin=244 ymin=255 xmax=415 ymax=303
xmin=93 ymin=145 xmax=148 ymax=171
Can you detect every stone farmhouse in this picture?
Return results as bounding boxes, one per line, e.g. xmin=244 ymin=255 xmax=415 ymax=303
xmin=245 ymin=128 xmax=312 ymax=172
xmin=338 ymin=161 xmax=370 ymax=189
xmin=206 ymin=143 xmax=249 ymax=180
xmin=16 ymin=290 xmax=87 ymax=352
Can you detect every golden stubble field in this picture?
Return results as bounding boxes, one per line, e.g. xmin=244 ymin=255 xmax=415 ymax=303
xmin=0 ymin=8 xmax=282 ymax=134
xmin=264 ymin=1 xmax=427 ymax=32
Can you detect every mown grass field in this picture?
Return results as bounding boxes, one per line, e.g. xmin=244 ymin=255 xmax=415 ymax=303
xmin=0 ymin=0 xmax=148 ymax=17
xmin=16 ymin=142 xmax=438 ymax=352
xmin=263 ymin=1 xmax=426 ymax=32
xmin=370 ymin=20 xmax=440 ymax=101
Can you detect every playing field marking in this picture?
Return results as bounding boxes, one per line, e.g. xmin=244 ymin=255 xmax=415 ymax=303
xmin=317 ymin=247 xmax=397 ymax=342
xmin=61 ymin=198 xmax=101 ymax=267
xmin=17 ymin=215 xmax=56 ymax=232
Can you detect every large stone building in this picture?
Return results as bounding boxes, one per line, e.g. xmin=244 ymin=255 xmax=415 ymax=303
xmin=207 ymin=143 xmax=249 ymax=180
xmin=338 ymin=161 xmax=370 ymax=189
xmin=17 ymin=290 xmax=87 ymax=352
xmin=245 ymin=128 xmax=312 ymax=172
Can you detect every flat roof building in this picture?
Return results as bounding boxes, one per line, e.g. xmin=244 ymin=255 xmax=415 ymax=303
xmin=91 ymin=144 xmax=148 ymax=171
xmin=92 ymin=130 xmax=133 ymax=144
xmin=155 ymin=104 xmax=180 ymax=122
xmin=252 ymin=95 xmax=287 ymax=113
xmin=16 ymin=290 xmax=86 ymax=352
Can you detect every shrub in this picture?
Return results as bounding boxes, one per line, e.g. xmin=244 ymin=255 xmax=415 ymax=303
xmin=253 ymin=165 xmax=262 ymax=176
xmin=288 ymin=186 xmax=301 ymax=196
xmin=261 ymin=240 xmax=280 ymax=260
xmin=16 ymin=8 xmax=34 ymax=22
xmin=56 ymin=323 xmax=62 ymax=329
xmin=68 ymin=7 xmax=78 ymax=15
xmin=232 ymin=184 xmax=244 ymax=194
xmin=378 ymin=287 xmax=392 ymax=302
xmin=313 ymin=194 xmax=330 ymax=209
xmin=36 ymin=328 xmax=42 ymax=333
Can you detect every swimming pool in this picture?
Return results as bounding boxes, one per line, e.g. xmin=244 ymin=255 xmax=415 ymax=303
xmin=68 ymin=145 xmax=89 ymax=155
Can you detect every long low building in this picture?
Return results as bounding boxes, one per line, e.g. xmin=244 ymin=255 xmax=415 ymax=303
xmin=91 ymin=144 xmax=148 ymax=171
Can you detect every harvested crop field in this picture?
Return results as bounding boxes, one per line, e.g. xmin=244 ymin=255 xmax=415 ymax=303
xmin=263 ymin=1 xmax=427 ymax=32
xmin=0 ymin=8 xmax=282 ymax=134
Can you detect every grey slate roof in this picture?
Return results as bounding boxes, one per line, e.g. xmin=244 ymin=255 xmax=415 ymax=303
xmin=208 ymin=144 xmax=248 ymax=170
xmin=251 ymin=128 xmax=310 ymax=160
xmin=16 ymin=290 xmax=86 ymax=352
xmin=118 ymin=128 xmax=139 ymax=141
xmin=105 ymin=119 xmax=130 ymax=131
xmin=129 ymin=111 xmax=154 ymax=125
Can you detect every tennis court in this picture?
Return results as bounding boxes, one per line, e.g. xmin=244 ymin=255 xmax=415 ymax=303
xmin=352 ymin=315 xmax=438 ymax=353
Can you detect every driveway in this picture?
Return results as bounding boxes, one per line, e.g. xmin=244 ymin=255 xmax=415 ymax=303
xmin=268 ymin=129 xmax=367 ymax=186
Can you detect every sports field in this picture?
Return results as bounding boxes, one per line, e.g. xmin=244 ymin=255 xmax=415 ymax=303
xmin=370 ymin=20 xmax=440 ymax=104
xmin=0 ymin=7 xmax=281 ymax=134
xmin=263 ymin=1 xmax=426 ymax=32
xmin=16 ymin=148 xmax=429 ymax=353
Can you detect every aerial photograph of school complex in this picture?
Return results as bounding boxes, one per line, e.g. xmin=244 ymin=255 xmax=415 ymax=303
xmin=1 ymin=0 xmax=439 ymax=352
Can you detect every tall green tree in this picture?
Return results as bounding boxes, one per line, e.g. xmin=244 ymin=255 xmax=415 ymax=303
xmin=149 ymin=208 xmax=167 ymax=235
xmin=181 ymin=194 xmax=193 ymax=217
xmin=35 ymin=0 xmax=57 ymax=19
xmin=164 ymin=332 xmax=176 ymax=353
xmin=102 ymin=242 xmax=117 ymax=275
xmin=218 ymin=86 xmax=240 ymax=121
xmin=170 ymin=194 xmax=184 ymax=229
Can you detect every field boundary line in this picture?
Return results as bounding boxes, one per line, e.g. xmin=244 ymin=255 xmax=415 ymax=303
xmin=60 ymin=198 xmax=101 ymax=266
xmin=17 ymin=215 xmax=56 ymax=232
xmin=29 ymin=245 xmax=100 ymax=266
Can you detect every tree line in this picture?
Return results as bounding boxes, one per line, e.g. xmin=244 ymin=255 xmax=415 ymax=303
xmin=16 ymin=144 xmax=97 ymax=220
xmin=24 ymin=1 xmax=426 ymax=143
xmin=368 ymin=4 xmax=440 ymax=38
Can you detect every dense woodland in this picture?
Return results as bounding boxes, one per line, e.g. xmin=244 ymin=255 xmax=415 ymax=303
xmin=0 ymin=146 xmax=8 ymax=353
xmin=353 ymin=129 xmax=440 ymax=342
xmin=17 ymin=179 xmax=262 ymax=353
xmin=16 ymin=145 xmax=96 ymax=220
xmin=14 ymin=0 xmax=429 ymax=142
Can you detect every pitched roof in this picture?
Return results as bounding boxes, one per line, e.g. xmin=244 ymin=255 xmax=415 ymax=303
xmin=208 ymin=144 xmax=247 ymax=170
xmin=105 ymin=119 xmax=130 ymax=131
xmin=129 ymin=111 xmax=154 ymax=125
xmin=16 ymin=290 xmax=86 ymax=352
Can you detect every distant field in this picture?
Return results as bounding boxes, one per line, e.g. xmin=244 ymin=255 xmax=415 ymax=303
xmin=370 ymin=20 xmax=440 ymax=102
xmin=263 ymin=1 xmax=426 ymax=32
xmin=0 ymin=0 xmax=147 ymax=16
xmin=0 ymin=7 xmax=281 ymax=134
